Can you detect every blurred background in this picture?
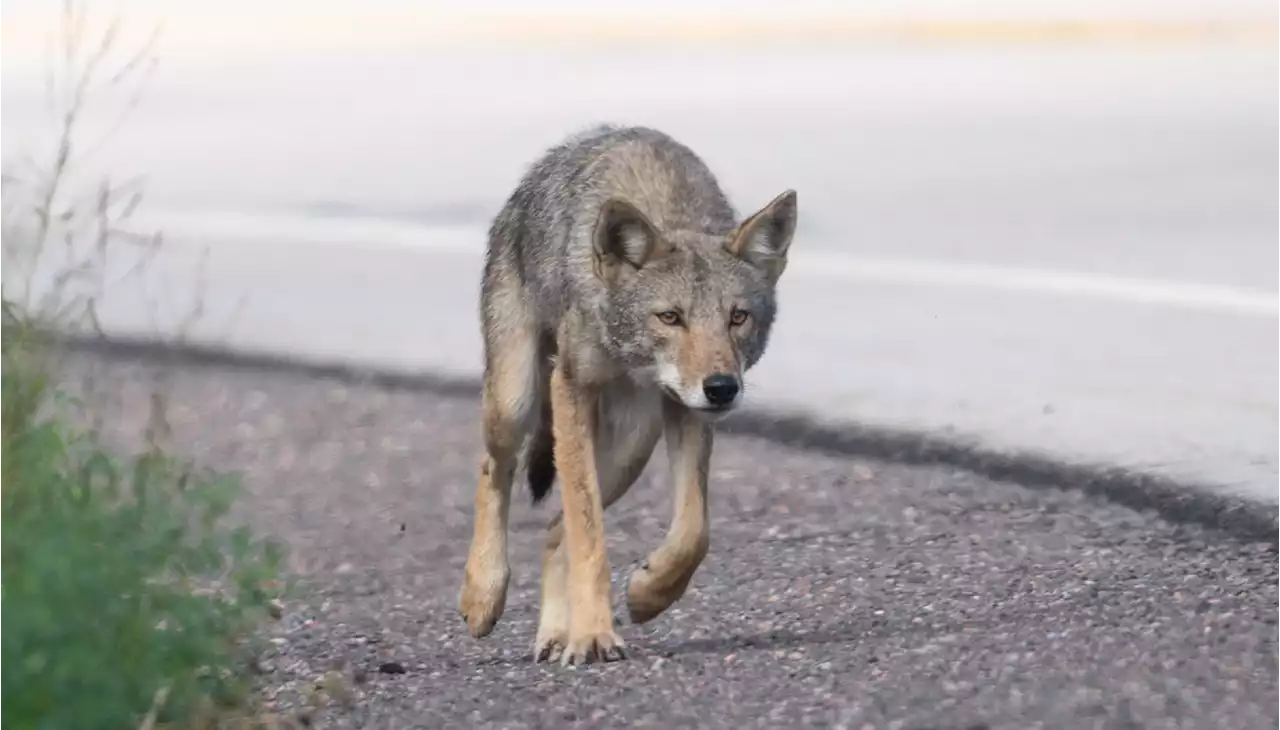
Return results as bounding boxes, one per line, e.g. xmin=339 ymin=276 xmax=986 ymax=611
xmin=3 ymin=0 xmax=1276 ymax=501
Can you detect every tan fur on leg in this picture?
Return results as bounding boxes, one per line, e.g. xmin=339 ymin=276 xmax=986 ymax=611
xmin=535 ymin=388 xmax=662 ymax=661
xmin=627 ymin=401 xmax=713 ymax=624
xmin=550 ymin=361 xmax=628 ymax=665
xmin=459 ymin=325 xmax=539 ymax=638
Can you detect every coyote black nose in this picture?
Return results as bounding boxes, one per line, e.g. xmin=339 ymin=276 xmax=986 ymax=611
xmin=702 ymin=374 xmax=740 ymax=407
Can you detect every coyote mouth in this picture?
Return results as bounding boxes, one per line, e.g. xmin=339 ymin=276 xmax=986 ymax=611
xmin=659 ymin=385 xmax=683 ymax=404
xmin=659 ymin=385 xmax=737 ymax=415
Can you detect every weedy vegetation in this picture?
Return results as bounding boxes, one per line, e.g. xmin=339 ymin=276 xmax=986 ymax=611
xmin=2 ymin=3 xmax=288 ymax=728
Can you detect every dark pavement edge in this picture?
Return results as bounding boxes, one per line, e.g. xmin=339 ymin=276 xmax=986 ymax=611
xmin=55 ymin=333 xmax=1279 ymax=545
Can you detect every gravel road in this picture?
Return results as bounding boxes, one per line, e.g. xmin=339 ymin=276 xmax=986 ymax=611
xmin=63 ymin=348 xmax=1277 ymax=730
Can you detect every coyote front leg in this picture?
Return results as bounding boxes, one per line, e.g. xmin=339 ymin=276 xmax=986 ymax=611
xmin=536 ymin=400 xmax=662 ymax=662
xmin=550 ymin=362 xmax=626 ymax=664
xmin=627 ymin=402 xmax=712 ymax=624
xmin=459 ymin=316 xmax=539 ymax=638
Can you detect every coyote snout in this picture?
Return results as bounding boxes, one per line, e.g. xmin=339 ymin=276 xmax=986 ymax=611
xmin=669 ymin=371 xmax=741 ymax=412
xmin=655 ymin=341 xmax=744 ymax=417
xmin=458 ymin=124 xmax=798 ymax=666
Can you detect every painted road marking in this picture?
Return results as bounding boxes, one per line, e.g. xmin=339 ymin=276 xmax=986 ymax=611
xmin=133 ymin=211 xmax=1280 ymax=318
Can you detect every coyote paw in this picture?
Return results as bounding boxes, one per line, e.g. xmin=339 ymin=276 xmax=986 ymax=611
xmin=626 ymin=563 xmax=680 ymax=625
xmin=533 ymin=628 xmax=568 ymax=664
xmin=458 ymin=563 xmax=509 ymax=638
xmin=561 ymin=630 xmax=626 ymax=666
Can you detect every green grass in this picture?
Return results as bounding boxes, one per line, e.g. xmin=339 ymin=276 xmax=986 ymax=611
xmin=1 ymin=312 xmax=288 ymax=730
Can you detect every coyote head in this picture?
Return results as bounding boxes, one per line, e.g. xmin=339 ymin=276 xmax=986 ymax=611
xmin=591 ymin=190 xmax=798 ymax=418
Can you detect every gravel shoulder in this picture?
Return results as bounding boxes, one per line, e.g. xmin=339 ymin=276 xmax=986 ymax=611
xmin=62 ymin=349 xmax=1278 ymax=730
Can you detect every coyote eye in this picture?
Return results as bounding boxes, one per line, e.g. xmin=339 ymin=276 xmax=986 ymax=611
xmin=656 ymin=311 xmax=682 ymax=326
xmin=730 ymin=309 xmax=750 ymax=326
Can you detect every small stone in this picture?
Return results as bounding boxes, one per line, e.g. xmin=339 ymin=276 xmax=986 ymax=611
xmin=378 ymin=661 xmax=407 ymax=675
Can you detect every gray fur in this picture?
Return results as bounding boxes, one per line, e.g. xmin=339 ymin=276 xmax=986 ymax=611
xmin=479 ymin=124 xmax=797 ymax=502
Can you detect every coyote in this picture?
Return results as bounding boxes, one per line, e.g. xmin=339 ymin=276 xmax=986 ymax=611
xmin=459 ymin=124 xmax=798 ymax=665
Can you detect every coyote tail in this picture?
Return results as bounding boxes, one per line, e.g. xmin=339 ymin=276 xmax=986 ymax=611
xmin=526 ymin=394 xmax=556 ymax=504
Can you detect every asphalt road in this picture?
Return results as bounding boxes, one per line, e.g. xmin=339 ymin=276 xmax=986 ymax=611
xmin=65 ymin=348 xmax=1278 ymax=730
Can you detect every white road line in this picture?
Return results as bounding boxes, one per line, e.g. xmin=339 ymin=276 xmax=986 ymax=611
xmin=789 ymin=252 xmax=1280 ymax=317
xmin=141 ymin=211 xmax=1280 ymax=318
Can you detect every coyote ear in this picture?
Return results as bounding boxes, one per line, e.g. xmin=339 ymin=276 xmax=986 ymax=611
xmin=726 ymin=189 xmax=797 ymax=282
xmin=592 ymin=198 xmax=669 ymax=280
